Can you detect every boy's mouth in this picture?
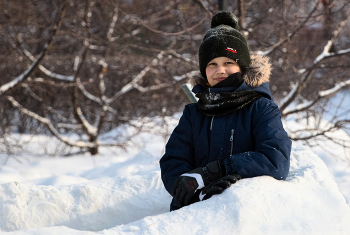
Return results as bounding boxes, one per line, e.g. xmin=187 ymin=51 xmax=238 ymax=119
xmin=215 ymin=77 xmax=227 ymax=82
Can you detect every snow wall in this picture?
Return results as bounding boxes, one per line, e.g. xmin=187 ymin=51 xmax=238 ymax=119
xmin=1 ymin=145 xmax=350 ymax=235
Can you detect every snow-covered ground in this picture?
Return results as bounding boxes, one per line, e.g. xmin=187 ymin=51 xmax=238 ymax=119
xmin=1 ymin=114 xmax=350 ymax=234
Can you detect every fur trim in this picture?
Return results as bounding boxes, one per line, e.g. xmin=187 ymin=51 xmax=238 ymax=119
xmin=243 ymin=55 xmax=271 ymax=87
xmin=191 ymin=54 xmax=271 ymax=88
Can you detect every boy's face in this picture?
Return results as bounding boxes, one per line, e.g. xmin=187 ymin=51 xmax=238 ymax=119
xmin=205 ymin=57 xmax=241 ymax=87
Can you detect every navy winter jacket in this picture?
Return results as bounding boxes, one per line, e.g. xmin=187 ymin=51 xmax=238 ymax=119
xmin=160 ymin=55 xmax=292 ymax=210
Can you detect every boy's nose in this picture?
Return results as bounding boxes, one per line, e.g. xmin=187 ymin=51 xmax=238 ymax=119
xmin=217 ymin=66 xmax=225 ymax=74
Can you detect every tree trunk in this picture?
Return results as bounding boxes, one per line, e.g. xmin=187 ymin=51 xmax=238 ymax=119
xmin=89 ymin=135 xmax=98 ymax=155
xmin=238 ymin=0 xmax=246 ymax=29
xmin=218 ymin=0 xmax=225 ymax=11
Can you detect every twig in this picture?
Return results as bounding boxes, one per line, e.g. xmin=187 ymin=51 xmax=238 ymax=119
xmin=194 ymin=0 xmax=213 ymax=17
xmin=255 ymin=1 xmax=320 ymax=56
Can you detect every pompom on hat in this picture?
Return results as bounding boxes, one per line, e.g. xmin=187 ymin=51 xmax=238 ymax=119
xmin=198 ymin=11 xmax=251 ymax=79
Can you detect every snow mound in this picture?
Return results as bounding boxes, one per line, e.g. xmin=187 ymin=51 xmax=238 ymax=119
xmin=2 ymin=146 xmax=350 ymax=234
xmin=0 ymin=172 xmax=170 ymax=232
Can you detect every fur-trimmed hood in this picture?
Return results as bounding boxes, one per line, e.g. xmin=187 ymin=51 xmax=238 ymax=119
xmin=191 ymin=54 xmax=271 ymax=88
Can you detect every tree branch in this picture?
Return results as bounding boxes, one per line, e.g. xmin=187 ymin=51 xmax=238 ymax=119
xmin=314 ymin=13 xmax=350 ymax=64
xmin=72 ymin=0 xmax=96 ymax=138
xmin=107 ymin=6 xmax=119 ymax=42
xmin=6 ymin=96 xmax=94 ymax=148
xmin=279 ymin=13 xmax=350 ymax=112
xmin=125 ymin=11 xmax=206 ymax=36
xmin=2 ymin=0 xmax=69 ymax=89
xmin=76 ymin=78 xmax=102 ymax=104
xmin=106 ymin=51 xmax=166 ymax=103
xmin=290 ymin=120 xmax=350 ymax=141
xmin=173 ymin=70 xmax=199 ymax=81
xmin=0 ymin=48 xmax=46 ymax=94
xmin=282 ymin=78 xmax=350 ymax=116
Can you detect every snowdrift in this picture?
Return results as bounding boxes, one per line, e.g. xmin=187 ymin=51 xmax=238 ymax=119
xmin=1 ymin=146 xmax=350 ymax=234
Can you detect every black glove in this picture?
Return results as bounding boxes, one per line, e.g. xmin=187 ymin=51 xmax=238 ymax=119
xmin=171 ymin=159 xmax=226 ymax=207
xmin=198 ymin=174 xmax=241 ymax=201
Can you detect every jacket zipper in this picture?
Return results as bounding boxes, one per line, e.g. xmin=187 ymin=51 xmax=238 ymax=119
xmin=230 ymin=129 xmax=235 ymax=155
xmin=209 ymin=88 xmax=213 ymax=130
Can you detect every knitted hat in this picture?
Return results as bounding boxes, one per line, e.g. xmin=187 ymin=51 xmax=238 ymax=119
xmin=198 ymin=11 xmax=251 ymax=79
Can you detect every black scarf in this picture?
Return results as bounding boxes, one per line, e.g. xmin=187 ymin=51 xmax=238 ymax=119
xmin=196 ymin=73 xmax=262 ymax=116
xmin=212 ymin=72 xmax=244 ymax=89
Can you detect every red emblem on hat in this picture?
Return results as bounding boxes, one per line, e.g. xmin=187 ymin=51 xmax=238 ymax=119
xmin=225 ymin=47 xmax=237 ymax=53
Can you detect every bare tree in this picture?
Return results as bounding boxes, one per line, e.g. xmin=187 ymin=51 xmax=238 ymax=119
xmin=1 ymin=0 xmax=350 ymax=157
xmin=0 ymin=0 xmax=207 ymax=155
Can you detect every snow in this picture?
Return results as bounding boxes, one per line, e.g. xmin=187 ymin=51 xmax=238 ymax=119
xmin=0 ymin=171 xmax=169 ymax=232
xmin=284 ymin=111 xmax=350 ymax=206
xmin=1 ymin=116 xmax=350 ymax=234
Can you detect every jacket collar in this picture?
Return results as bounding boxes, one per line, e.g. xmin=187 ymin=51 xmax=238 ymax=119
xmin=192 ymin=81 xmax=272 ymax=101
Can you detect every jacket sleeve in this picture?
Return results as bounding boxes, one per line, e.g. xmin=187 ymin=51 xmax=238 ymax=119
xmin=224 ymin=98 xmax=291 ymax=180
xmin=159 ymin=105 xmax=195 ymax=195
